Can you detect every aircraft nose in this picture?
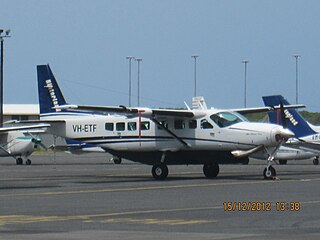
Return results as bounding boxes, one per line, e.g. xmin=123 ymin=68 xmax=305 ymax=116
xmin=273 ymin=127 xmax=294 ymax=142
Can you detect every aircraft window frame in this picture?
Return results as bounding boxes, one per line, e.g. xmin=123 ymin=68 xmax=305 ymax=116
xmin=127 ymin=122 xmax=137 ymax=131
xmin=116 ymin=122 xmax=125 ymax=131
xmin=210 ymin=112 xmax=245 ymax=128
xmin=157 ymin=120 xmax=168 ymax=130
xmin=174 ymin=120 xmax=185 ymax=130
xmin=200 ymin=119 xmax=213 ymax=129
xmin=105 ymin=122 xmax=114 ymax=131
xmin=188 ymin=120 xmax=197 ymax=129
xmin=140 ymin=121 xmax=150 ymax=131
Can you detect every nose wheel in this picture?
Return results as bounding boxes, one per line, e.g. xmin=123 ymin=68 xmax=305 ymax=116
xmin=263 ymin=166 xmax=276 ymax=179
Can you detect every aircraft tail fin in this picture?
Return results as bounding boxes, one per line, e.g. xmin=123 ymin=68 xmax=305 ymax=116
xmin=262 ymin=95 xmax=316 ymax=138
xmin=37 ymin=64 xmax=67 ymax=114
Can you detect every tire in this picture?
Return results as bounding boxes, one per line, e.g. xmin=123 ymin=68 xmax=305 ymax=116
xmin=16 ymin=158 xmax=23 ymax=165
xmin=313 ymin=158 xmax=319 ymax=165
xmin=203 ymin=164 xmax=219 ymax=178
xmin=113 ymin=158 xmax=122 ymax=164
xmin=26 ymin=159 xmax=32 ymax=165
xmin=263 ymin=166 xmax=276 ymax=179
xmin=152 ymin=164 xmax=169 ymax=180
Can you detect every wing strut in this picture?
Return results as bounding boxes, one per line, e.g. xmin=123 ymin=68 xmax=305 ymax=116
xmin=151 ymin=118 xmax=190 ymax=148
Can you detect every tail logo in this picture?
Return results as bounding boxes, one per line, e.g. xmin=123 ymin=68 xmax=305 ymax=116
xmin=45 ymin=79 xmax=61 ymax=112
xmin=284 ymin=109 xmax=298 ymax=126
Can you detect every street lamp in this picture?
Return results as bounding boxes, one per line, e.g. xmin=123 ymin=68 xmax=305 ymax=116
xmin=135 ymin=58 xmax=142 ymax=107
xmin=242 ymin=60 xmax=249 ymax=108
xmin=191 ymin=55 xmax=199 ymax=97
xmin=293 ymin=55 xmax=301 ymax=104
xmin=126 ymin=56 xmax=135 ymax=107
xmin=0 ymin=29 xmax=11 ymax=127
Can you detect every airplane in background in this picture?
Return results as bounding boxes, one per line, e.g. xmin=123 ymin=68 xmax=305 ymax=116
xmin=263 ymin=95 xmax=320 ymax=165
xmin=34 ymin=64 xmax=299 ymax=180
xmin=0 ymin=124 xmax=49 ymax=165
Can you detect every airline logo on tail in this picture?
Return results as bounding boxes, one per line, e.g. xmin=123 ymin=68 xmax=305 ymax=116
xmin=45 ymin=79 xmax=61 ymax=112
xmin=284 ymin=109 xmax=298 ymax=126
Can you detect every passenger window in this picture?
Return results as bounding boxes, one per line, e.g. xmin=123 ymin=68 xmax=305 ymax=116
xmin=128 ymin=122 xmax=137 ymax=131
xmin=116 ymin=122 xmax=125 ymax=131
xmin=157 ymin=120 xmax=168 ymax=130
xmin=189 ymin=120 xmax=197 ymax=129
xmin=201 ymin=119 xmax=213 ymax=129
xmin=140 ymin=121 xmax=150 ymax=130
xmin=174 ymin=120 xmax=185 ymax=129
xmin=105 ymin=122 xmax=114 ymax=131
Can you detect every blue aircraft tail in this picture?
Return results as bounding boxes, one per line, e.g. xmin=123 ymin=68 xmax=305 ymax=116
xmin=37 ymin=65 xmax=67 ymax=115
xmin=262 ymin=95 xmax=316 ymax=138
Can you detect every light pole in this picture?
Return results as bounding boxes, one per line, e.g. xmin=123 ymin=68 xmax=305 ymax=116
xmin=293 ymin=55 xmax=301 ymax=104
xmin=242 ymin=60 xmax=249 ymax=108
xmin=0 ymin=29 xmax=11 ymax=128
xmin=126 ymin=56 xmax=135 ymax=107
xmin=191 ymin=55 xmax=199 ymax=97
xmin=135 ymin=58 xmax=142 ymax=107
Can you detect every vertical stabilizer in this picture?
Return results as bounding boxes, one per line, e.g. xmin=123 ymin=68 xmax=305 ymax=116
xmin=263 ymin=95 xmax=316 ymax=138
xmin=37 ymin=65 xmax=67 ymax=114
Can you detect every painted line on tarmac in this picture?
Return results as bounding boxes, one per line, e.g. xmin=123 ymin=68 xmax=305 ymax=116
xmin=0 ymin=206 xmax=220 ymax=226
xmin=1 ymin=177 xmax=320 ymax=198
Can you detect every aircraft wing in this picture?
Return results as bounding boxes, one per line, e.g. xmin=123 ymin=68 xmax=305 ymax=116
xmin=231 ymin=104 xmax=305 ymax=115
xmin=0 ymin=123 xmax=50 ymax=134
xmin=54 ymin=104 xmax=195 ymax=118
xmin=285 ymin=139 xmax=320 ymax=153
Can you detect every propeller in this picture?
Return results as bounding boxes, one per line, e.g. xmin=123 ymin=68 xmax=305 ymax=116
xmin=279 ymin=101 xmax=288 ymax=129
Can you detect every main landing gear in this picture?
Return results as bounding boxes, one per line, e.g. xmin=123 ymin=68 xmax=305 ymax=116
xmin=203 ymin=163 xmax=219 ymax=179
xmin=111 ymin=156 xmax=122 ymax=164
xmin=151 ymin=163 xmax=220 ymax=180
xmin=15 ymin=158 xmax=32 ymax=165
xmin=152 ymin=164 xmax=168 ymax=180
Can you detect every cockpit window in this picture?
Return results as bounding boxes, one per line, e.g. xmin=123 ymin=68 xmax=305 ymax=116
xmin=210 ymin=112 xmax=246 ymax=128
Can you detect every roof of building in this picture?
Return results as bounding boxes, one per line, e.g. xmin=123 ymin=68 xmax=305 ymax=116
xmin=3 ymin=104 xmax=39 ymax=115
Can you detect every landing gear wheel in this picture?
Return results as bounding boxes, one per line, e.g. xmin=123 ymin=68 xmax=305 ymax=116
xmin=26 ymin=159 xmax=32 ymax=165
xmin=263 ymin=166 xmax=276 ymax=179
xmin=113 ymin=158 xmax=122 ymax=164
xmin=313 ymin=157 xmax=319 ymax=165
xmin=203 ymin=164 xmax=219 ymax=179
xmin=152 ymin=164 xmax=169 ymax=180
xmin=279 ymin=160 xmax=287 ymax=165
xmin=16 ymin=158 xmax=23 ymax=165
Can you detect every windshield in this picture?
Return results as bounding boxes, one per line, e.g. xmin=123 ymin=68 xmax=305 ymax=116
xmin=210 ymin=112 xmax=247 ymax=128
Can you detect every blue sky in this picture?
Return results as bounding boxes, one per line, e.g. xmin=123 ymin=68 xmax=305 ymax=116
xmin=1 ymin=0 xmax=320 ymax=111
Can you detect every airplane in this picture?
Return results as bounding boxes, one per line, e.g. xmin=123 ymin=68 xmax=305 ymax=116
xmin=263 ymin=95 xmax=320 ymax=165
xmin=0 ymin=124 xmax=50 ymax=165
xmin=34 ymin=64 xmax=299 ymax=180
xmin=251 ymin=145 xmax=316 ymax=165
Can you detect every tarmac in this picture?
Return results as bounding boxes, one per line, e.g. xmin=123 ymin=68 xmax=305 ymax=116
xmin=0 ymin=152 xmax=319 ymax=240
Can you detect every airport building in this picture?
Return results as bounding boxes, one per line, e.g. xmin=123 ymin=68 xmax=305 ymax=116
xmin=3 ymin=104 xmax=65 ymax=146
xmin=3 ymin=104 xmax=39 ymax=122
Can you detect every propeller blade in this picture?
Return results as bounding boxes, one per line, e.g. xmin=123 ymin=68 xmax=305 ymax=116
xmin=280 ymin=101 xmax=287 ymax=129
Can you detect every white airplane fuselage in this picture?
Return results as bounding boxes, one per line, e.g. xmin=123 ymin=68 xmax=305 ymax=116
xmin=42 ymin=110 xmax=289 ymax=165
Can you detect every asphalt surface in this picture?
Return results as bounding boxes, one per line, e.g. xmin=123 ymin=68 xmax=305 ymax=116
xmin=0 ymin=152 xmax=319 ymax=240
